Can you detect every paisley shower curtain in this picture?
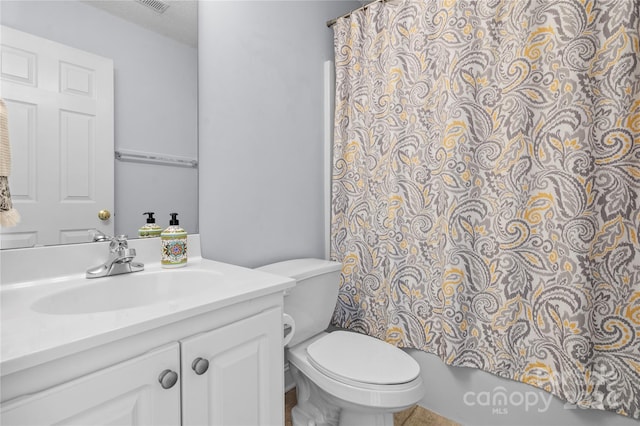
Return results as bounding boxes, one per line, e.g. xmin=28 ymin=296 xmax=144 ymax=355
xmin=330 ymin=0 xmax=640 ymax=419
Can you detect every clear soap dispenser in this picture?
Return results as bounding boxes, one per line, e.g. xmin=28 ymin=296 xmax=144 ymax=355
xmin=161 ymin=213 xmax=187 ymax=268
xmin=138 ymin=212 xmax=162 ymax=238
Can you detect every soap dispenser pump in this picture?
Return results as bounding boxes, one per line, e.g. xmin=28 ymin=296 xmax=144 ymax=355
xmin=138 ymin=212 xmax=162 ymax=238
xmin=161 ymin=213 xmax=187 ymax=268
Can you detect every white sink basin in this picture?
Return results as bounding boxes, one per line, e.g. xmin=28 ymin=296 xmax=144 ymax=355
xmin=31 ymin=269 xmax=222 ymax=315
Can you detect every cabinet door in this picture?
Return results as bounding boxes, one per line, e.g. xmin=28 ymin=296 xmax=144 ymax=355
xmin=181 ymin=307 xmax=284 ymax=426
xmin=1 ymin=343 xmax=181 ymax=426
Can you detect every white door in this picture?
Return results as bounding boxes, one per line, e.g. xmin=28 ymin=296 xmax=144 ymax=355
xmin=0 ymin=343 xmax=181 ymax=425
xmin=181 ymin=308 xmax=284 ymax=426
xmin=0 ymin=25 xmax=114 ymax=248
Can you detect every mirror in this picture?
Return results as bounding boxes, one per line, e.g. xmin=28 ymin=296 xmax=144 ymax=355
xmin=0 ymin=0 xmax=198 ymax=249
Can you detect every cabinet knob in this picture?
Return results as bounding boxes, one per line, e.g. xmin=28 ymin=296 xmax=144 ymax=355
xmin=158 ymin=369 xmax=179 ymax=389
xmin=191 ymin=357 xmax=209 ymax=375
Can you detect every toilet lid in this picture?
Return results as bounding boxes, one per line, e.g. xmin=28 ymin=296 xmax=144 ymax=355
xmin=306 ymin=331 xmax=420 ymax=385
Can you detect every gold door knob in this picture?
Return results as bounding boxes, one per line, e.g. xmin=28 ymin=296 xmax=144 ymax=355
xmin=98 ymin=209 xmax=111 ymax=221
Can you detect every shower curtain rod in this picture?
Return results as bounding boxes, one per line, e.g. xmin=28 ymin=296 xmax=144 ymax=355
xmin=326 ymin=0 xmax=385 ymax=28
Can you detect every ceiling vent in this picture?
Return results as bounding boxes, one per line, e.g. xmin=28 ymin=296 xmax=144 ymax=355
xmin=135 ymin=0 xmax=170 ymax=14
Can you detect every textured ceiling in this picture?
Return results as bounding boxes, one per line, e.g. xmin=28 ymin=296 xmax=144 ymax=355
xmin=82 ymin=0 xmax=369 ymax=49
xmin=82 ymin=0 xmax=197 ymax=47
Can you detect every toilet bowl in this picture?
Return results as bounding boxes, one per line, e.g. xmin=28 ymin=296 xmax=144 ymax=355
xmin=257 ymin=258 xmax=425 ymax=426
xmin=288 ymin=331 xmax=424 ymax=426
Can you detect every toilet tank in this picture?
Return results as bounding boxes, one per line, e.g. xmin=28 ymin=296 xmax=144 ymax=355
xmin=257 ymin=258 xmax=342 ymax=347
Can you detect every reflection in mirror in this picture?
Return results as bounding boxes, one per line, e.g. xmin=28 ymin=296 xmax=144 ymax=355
xmin=0 ymin=0 xmax=198 ymax=249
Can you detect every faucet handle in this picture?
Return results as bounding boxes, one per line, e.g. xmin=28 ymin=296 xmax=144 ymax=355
xmin=90 ymin=229 xmax=112 ymax=242
xmin=109 ymin=235 xmax=129 ymax=251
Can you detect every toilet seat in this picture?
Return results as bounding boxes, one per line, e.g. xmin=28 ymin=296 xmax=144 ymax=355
xmin=306 ymin=331 xmax=420 ymax=387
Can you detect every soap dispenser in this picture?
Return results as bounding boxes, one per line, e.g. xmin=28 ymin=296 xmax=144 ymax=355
xmin=161 ymin=213 xmax=187 ymax=268
xmin=138 ymin=212 xmax=162 ymax=238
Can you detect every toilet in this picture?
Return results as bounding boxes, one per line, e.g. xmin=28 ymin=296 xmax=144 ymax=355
xmin=257 ymin=258 xmax=425 ymax=426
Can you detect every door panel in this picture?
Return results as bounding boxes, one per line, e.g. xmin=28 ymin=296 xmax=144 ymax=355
xmin=0 ymin=25 xmax=114 ymax=248
xmin=0 ymin=344 xmax=180 ymax=425
xmin=181 ymin=308 xmax=284 ymax=426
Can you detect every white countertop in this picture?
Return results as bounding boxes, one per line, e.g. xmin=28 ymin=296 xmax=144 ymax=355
xmin=0 ymin=236 xmax=295 ymax=375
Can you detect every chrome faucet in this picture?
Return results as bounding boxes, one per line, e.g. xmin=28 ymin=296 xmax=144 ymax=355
xmin=91 ymin=229 xmax=112 ymax=242
xmin=86 ymin=234 xmax=144 ymax=278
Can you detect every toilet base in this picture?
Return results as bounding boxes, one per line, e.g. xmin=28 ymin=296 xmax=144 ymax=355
xmin=291 ymin=365 xmax=339 ymax=426
xmin=290 ymin=364 xmax=395 ymax=426
xmin=292 ymin=402 xmax=393 ymax=426
xmin=339 ymin=410 xmax=393 ymax=426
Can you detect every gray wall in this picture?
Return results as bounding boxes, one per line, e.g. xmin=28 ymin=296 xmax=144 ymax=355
xmin=411 ymin=349 xmax=638 ymax=425
xmin=0 ymin=0 xmax=198 ymax=238
xmin=199 ymin=2 xmax=639 ymax=426
xmin=198 ymin=1 xmax=358 ymax=268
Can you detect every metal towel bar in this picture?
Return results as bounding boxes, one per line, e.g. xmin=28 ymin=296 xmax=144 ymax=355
xmin=115 ymin=149 xmax=198 ymax=168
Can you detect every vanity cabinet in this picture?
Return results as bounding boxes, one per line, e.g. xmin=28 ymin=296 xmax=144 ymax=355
xmin=1 ymin=308 xmax=283 ymax=426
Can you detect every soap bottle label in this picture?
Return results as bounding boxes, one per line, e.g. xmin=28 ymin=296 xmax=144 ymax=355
xmin=161 ymin=232 xmax=187 ymax=268
xmin=139 ymin=224 xmax=162 ymax=238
